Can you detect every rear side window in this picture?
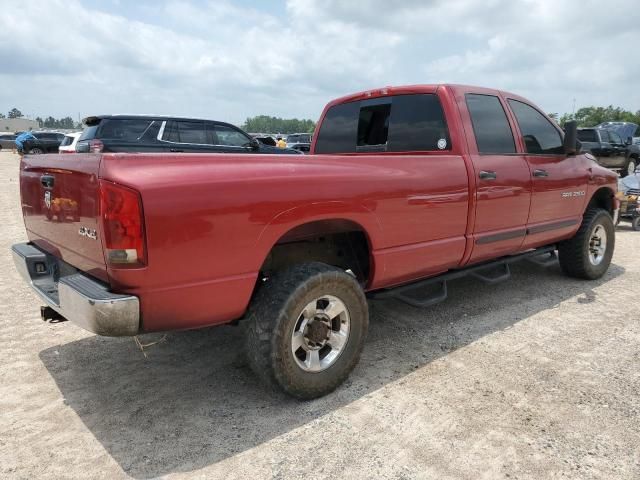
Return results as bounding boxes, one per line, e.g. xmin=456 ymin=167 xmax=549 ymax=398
xmin=98 ymin=119 xmax=159 ymax=141
xmin=598 ymin=129 xmax=610 ymax=143
xmin=577 ymin=129 xmax=597 ymax=142
xmin=507 ymin=99 xmax=563 ymax=155
xmin=79 ymin=125 xmax=99 ymax=141
xmin=163 ymin=120 xmax=208 ymax=144
xmin=465 ymin=94 xmax=516 ymax=154
xmin=60 ymin=136 xmax=74 ymax=146
xmin=315 ymin=94 xmax=450 ymax=154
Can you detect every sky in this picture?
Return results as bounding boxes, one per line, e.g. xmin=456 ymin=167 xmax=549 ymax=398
xmin=1 ymin=0 xmax=639 ymax=125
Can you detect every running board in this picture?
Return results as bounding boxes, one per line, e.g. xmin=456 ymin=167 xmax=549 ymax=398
xmin=370 ymin=245 xmax=556 ymax=308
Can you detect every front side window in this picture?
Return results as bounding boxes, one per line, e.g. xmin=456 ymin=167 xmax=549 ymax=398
xmin=211 ymin=124 xmax=251 ymax=147
xmin=608 ymin=131 xmax=623 ymax=145
xmin=465 ymin=94 xmax=516 ymax=154
xmin=507 ymin=99 xmax=563 ymax=155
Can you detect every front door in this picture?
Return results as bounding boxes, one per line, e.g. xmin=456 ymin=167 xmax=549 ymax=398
xmin=505 ymin=99 xmax=589 ymax=249
xmin=462 ymin=93 xmax=532 ymax=263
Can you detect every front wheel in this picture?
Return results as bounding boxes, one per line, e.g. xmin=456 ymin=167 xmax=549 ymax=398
xmin=558 ymin=208 xmax=615 ymax=279
xmin=244 ymin=262 xmax=368 ymax=399
xmin=622 ymin=158 xmax=637 ymax=178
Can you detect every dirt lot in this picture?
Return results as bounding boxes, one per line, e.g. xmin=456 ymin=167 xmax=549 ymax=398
xmin=0 ymin=150 xmax=639 ymax=479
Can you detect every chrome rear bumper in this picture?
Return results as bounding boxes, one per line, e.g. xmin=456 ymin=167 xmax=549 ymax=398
xmin=11 ymin=242 xmax=140 ymax=336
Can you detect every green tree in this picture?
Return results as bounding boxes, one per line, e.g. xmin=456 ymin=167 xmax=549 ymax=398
xmin=242 ymin=115 xmax=316 ymax=134
xmin=8 ymin=108 xmax=23 ymax=118
xmin=0 ymin=113 xmax=5 ymax=119
xmin=35 ymin=116 xmax=43 ymax=127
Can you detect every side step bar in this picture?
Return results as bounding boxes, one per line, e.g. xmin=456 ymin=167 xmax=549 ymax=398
xmin=369 ymin=245 xmax=557 ymax=309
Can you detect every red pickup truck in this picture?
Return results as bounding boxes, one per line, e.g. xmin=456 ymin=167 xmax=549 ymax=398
xmin=13 ymin=84 xmax=618 ymax=399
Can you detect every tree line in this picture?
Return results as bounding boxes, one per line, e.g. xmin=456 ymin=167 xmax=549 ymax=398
xmin=242 ymin=115 xmax=316 ymax=134
xmin=0 ymin=107 xmax=80 ymax=129
xmin=551 ymin=106 xmax=640 ymax=128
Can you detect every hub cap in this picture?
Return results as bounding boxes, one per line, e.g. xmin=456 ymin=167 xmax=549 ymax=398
xmin=291 ymin=295 xmax=350 ymax=372
xmin=628 ymin=160 xmax=636 ymax=176
xmin=588 ymin=224 xmax=607 ymax=266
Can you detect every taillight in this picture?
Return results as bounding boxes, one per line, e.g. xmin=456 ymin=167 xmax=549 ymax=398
xmin=90 ymin=139 xmax=104 ymax=153
xmin=99 ymin=180 xmax=146 ymax=267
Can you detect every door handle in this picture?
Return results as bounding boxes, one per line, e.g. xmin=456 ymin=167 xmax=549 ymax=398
xmin=40 ymin=175 xmax=54 ymax=188
xmin=169 ymin=148 xmax=184 ymax=152
xmin=478 ymin=170 xmax=497 ymax=180
xmin=533 ymin=169 xmax=548 ymax=177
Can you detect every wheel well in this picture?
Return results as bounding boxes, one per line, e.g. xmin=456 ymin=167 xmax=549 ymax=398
xmin=260 ymin=220 xmax=372 ymax=285
xmin=588 ymin=187 xmax=615 ymax=216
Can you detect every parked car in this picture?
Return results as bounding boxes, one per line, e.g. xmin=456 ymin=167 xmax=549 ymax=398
xmin=616 ymin=171 xmax=640 ymax=230
xmin=286 ymin=133 xmax=312 ymax=145
xmin=577 ymin=127 xmax=639 ymax=177
xmin=251 ymin=134 xmax=277 ymax=146
xmin=13 ymin=84 xmax=617 ymax=399
xmin=0 ymin=134 xmax=17 ymax=151
xmin=595 ymin=122 xmax=639 ymax=143
xmin=58 ymin=132 xmax=82 ymax=153
xmin=22 ymin=132 xmax=65 ymax=154
xmin=288 ymin=142 xmax=311 ymax=153
xmin=76 ymin=115 xmax=301 ymax=154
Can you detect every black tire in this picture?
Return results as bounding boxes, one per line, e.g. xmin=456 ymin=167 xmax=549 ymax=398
xmin=558 ymin=208 xmax=615 ymax=280
xmin=632 ymin=217 xmax=640 ymax=231
xmin=244 ymin=262 xmax=368 ymax=399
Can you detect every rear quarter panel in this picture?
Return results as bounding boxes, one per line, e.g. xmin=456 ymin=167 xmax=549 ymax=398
xmin=100 ymin=151 xmax=469 ymax=332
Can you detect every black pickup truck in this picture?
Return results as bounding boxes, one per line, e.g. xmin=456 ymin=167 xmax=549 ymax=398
xmin=577 ymin=127 xmax=640 ymax=177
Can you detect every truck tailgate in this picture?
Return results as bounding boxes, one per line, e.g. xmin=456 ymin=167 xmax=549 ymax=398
xmin=20 ymin=153 xmax=108 ymax=282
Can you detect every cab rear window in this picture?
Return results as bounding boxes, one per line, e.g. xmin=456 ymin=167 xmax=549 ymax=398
xmin=315 ymin=93 xmax=450 ymax=154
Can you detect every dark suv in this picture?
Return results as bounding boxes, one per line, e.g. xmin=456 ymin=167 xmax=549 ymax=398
xmin=577 ymin=127 xmax=640 ymax=177
xmin=76 ymin=115 xmax=301 ymax=155
xmin=23 ymin=132 xmax=65 ymax=154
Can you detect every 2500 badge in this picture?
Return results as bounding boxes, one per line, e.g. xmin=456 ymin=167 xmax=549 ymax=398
xmin=561 ymin=191 xmax=586 ymax=198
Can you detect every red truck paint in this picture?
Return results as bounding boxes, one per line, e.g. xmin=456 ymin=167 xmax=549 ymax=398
xmin=19 ymin=84 xmax=618 ymax=333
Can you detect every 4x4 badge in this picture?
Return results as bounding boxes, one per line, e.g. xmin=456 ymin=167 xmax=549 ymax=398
xmin=44 ymin=190 xmax=51 ymax=209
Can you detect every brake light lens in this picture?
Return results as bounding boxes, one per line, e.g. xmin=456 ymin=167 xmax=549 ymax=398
xmin=99 ymin=180 xmax=146 ymax=267
xmin=90 ymin=139 xmax=104 ymax=153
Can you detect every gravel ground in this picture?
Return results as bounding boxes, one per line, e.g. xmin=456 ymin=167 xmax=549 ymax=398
xmin=0 ymin=151 xmax=639 ymax=479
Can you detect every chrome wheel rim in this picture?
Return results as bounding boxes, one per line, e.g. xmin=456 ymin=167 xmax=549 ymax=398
xmin=291 ymin=295 xmax=350 ymax=372
xmin=588 ymin=224 xmax=607 ymax=265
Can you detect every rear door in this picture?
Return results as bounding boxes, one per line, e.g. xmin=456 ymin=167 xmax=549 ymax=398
xmin=20 ymin=153 xmax=107 ymax=281
xmin=506 ymin=98 xmax=588 ymax=249
xmin=462 ymin=92 xmax=532 ymax=263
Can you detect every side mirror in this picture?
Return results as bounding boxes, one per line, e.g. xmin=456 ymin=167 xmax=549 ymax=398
xmin=563 ymin=120 xmax=579 ymax=155
xmin=249 ymin=138 xmax=260 ymax=150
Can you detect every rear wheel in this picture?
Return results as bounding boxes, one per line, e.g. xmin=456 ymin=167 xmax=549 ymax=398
xmin=244 ymin=262 xmax=368 ymax=399
xmin=558 ymin=208 xmax=615 ymax=279
xmin=29 ymin=147 xmax=44 ymax=154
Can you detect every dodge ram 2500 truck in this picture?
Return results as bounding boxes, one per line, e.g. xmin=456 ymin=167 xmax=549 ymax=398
xmin=12 ymin=84 xmax=618 ymax=399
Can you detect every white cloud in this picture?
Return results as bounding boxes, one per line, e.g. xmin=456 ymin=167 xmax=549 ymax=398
xmin=0 ymin=0 xmax=638 ymax=124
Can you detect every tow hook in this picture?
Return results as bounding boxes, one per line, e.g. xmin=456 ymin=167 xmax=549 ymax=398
xmin=40 ymin=306 xmax=67 ymax=323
